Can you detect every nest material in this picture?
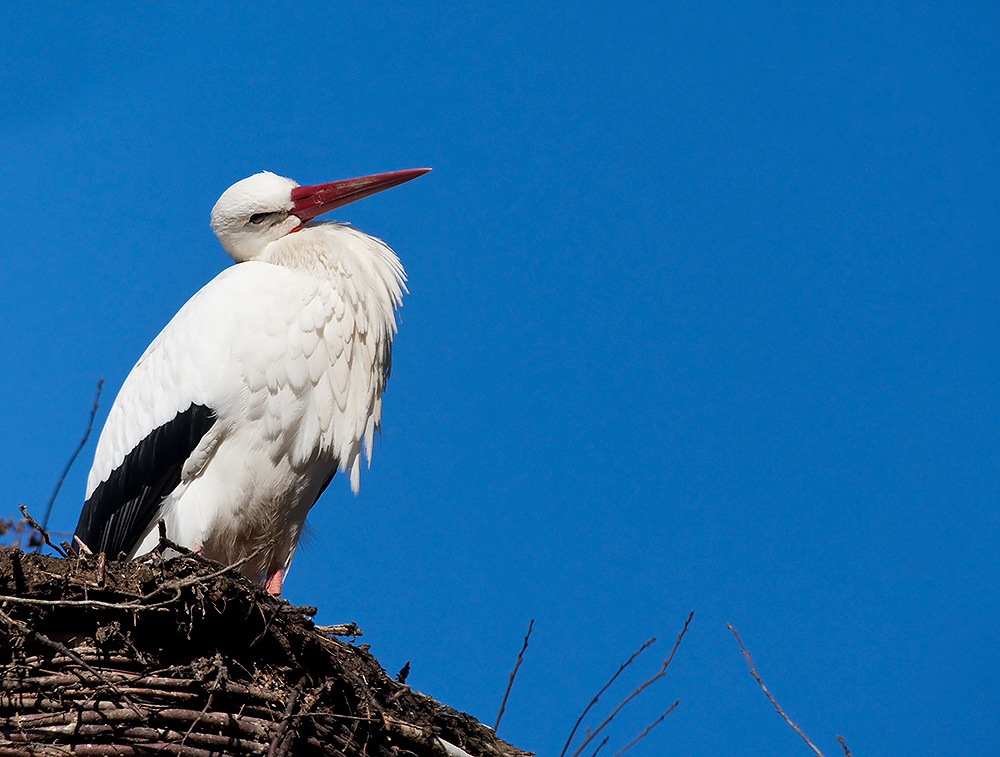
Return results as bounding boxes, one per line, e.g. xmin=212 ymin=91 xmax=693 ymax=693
xmin=0 ymin=549 xmax=530 ymax=757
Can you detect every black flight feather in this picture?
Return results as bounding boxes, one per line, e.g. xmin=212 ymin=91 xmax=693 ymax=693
xmin=75 ymin=404 xmax=217 ymax=559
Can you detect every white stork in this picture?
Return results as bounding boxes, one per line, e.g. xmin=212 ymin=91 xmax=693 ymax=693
xmin=74 ymin=167 xmax=429 ymax=595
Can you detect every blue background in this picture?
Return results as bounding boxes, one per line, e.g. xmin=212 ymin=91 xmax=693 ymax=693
xmin=3 ymin=3 xmax=998 ymax=755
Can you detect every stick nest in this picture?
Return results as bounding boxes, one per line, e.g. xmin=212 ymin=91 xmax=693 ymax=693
xmin=0 ymin=549 xmax=530 ymax=757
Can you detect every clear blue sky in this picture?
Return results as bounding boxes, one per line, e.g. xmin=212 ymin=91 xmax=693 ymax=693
xmin=3 ymin=3 xmax=998 ymax=755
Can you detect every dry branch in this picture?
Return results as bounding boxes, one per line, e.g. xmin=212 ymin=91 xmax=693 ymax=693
xmin=611 ymin=699 xmax=678 ymax=757
xmin=494 ymin=618 xmax=533 ymax=731
xmin=559 ymin=638 xmax=656 ymax=757
xmin=16 ymin=506 xmax=64 ymax=558
xmin=566 ymin=611 xmax=692 ymax=757
xmin=587 ymin=736 xmax=608 ymax=757
xmin=727 ymin=623 xmax=826 ymax=757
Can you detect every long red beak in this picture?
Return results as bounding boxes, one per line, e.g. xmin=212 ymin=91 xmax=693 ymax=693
xmin=290 ymin=168 xmax=431 ymax=223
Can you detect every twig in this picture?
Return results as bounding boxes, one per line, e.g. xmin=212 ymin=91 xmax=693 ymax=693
xmin=18 ymin=505 xmax=66 ymax=558
xmin=73 ymin=535 xmax=93 ymax=555
xmin=271 ymin=604 xmax=318 ymax=616
xmin=727 ymin=623 xmax=826 ymax=757
xmin=588 ymin=736 xmax=609 ymax=757
xmin=837 ymin=735 xmax=852 ymax=757
xmin=568 ymin=611 xmax=693 ymax=757
xmin=130 ymin=519 xmax=196 ymax=561
xmin=494 ymin=618 xmax=533 ymax=730
xmin=157 ymin=519 xmax=194 ymax=555
xmin=0 ymin=594 xmax=174 ymax=612
xmin=611 ymin=700 xmax=679 ymax=757
xmin=42 ymin=377 xmax=103 ymax=529
xmin=316 ymin=622 xmax=363 ymax=637
xmin=561 ymin=637 xmax=657 ymax=757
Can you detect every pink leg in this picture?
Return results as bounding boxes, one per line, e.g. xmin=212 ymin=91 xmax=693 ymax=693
xmin=264 ymin=567 xmax=283 ymax=596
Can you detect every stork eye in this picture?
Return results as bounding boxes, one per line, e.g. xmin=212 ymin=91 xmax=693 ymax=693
xmin=248 ymin=211 xmax=288 ymax=226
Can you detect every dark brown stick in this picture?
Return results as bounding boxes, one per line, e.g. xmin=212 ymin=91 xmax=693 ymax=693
xmin=494 ymin=618 xmax=533 ymax=730
xmin=727 ymin=623 xmax=826 ymax=757
xmin=17 ymin=505 xmax=66 ymax=558
xmin=268 ymin=677 xmax=307 ymax=757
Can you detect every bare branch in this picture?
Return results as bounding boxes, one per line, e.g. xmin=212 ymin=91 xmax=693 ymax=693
xmin=837 ymin=735 xmax=852 ymax=757
xmin=727 ymin=623 xmax=826 ymax=757
xmin=42 ymin=377 xmax=103 ymax=529
xmin=568 ymin=611 xmax=693 ymax=757
xmin=611 ymin=700 xmax=679 ymax=757
xmin=18 ymin=505 xmax=66 ymax=557
xmin=316 ymin=623 xmax=363 ymax=637
xmin=73 ymin=535 xmax=93 ymax=555
xmin=494 ymin=618 xmax=534 ymax=730
xmin=0 ymin=594 xmax=173 ymax=612
xmin=588 ymin=736 xmax=609 ymax=757
xmin=560 ymin=637 xmax=657 ymax=757
xmin=134 ymin=519 xmax=196 ymax=558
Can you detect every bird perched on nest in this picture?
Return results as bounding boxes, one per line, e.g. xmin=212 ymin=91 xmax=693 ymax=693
xmin=74 ymin=168 xmax=429 ymax=595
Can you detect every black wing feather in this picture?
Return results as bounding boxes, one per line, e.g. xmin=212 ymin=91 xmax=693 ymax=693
xmin=314 ymin=466 xmax=338 ymax=503
xmin=75 ymin=404 xmax=217 ymax=559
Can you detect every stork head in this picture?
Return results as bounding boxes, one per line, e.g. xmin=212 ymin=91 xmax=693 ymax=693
xmin=210 ymin=168 xmax=430 ymax=262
